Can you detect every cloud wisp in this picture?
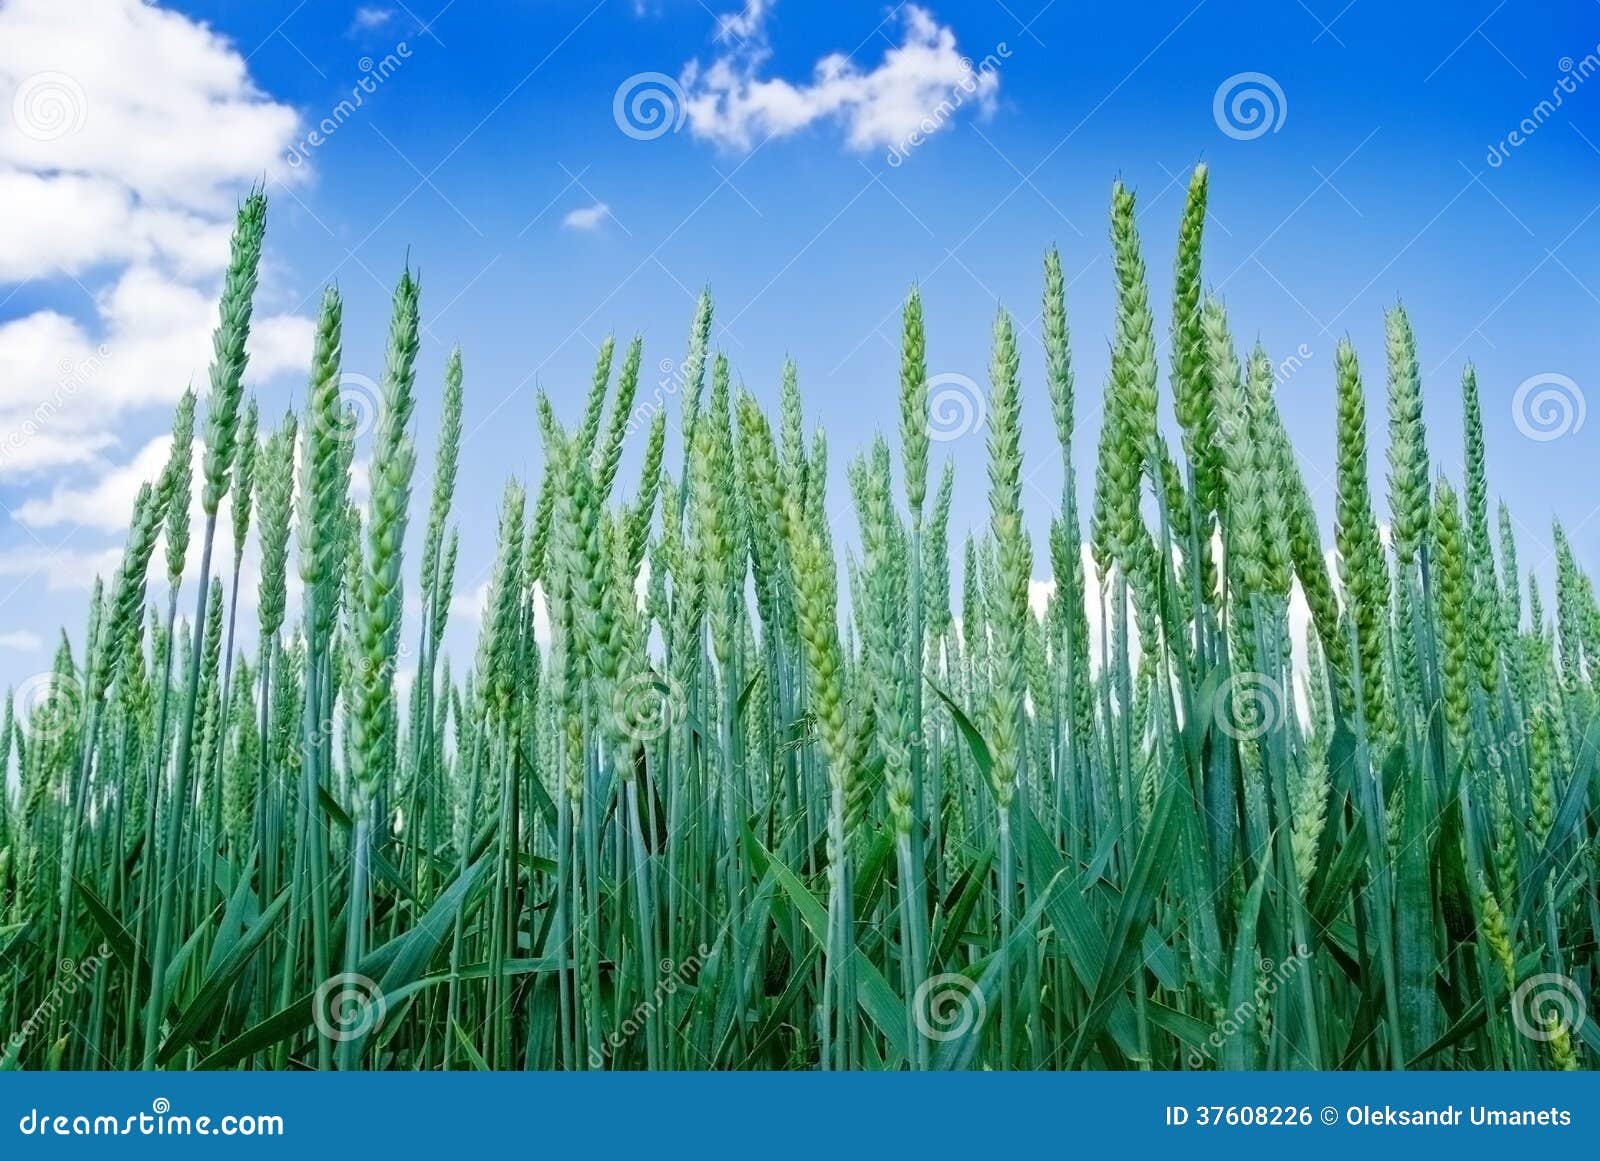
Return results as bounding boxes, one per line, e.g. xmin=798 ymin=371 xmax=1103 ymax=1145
xmin=0 ymin=0 xmax=311 ymax=482
xmin=678 ymin=2 xmax=1002 ymax=154
xmin=562 ymin=201 xmax=613 ymax=231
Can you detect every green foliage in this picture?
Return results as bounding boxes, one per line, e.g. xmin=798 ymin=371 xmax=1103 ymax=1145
xmin=4 ymin=168 xmax=1593 ymax=1075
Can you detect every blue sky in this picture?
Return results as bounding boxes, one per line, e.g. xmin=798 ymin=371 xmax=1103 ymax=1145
xmin=0 ymin=0 xmax=1598 ymax=694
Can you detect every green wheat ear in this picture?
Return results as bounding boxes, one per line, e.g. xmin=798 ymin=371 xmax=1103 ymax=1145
xmin=256 ymin=414 xmax=297 ymax=642
xmin=98 ymin=482 xmax=163 ymax=698
xmin=421 ymin=345 xmax=465 ymax=616
xmin=1432 ymin=477 xmax=1471 ymax=761
xmin=593 ymin=335 xmax=642 ymax=502
xmin=1385 ymin=302 xmax=1429 ymax=567
xmin=15 ymin=168 xmax=1600 ymax=1075
xmin=898 ymin=286 xmax=928 ymax=518
xmin=202 ymin=187 xmax=268 ymax=516
xmin=230 ymin=398 xmax=259 ymax=564
xmin=163 ymin=390 xmax=197 ymax=586
xmin=1043 ymin=245 xmax=1074 ymax=455
xmin=349 ymin=268 xmax=421 ymax=807
xmin=985 ymin=305 xmax=1027 ymax=806
xmin=1171 ymin=163 xmax=1218 ymax=513
xmin=476 ymin=480 xmax=526 ymax=721
xmin=297 ymin=284 xmax=352 ymax=654
xmin=1333 ymin=336 xmax=1391 ymax=745
xmin=1104 ymin=179 xmax=1159 ymax=577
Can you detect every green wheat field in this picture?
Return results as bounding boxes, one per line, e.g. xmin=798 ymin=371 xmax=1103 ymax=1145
xmin=0 ymin=165 xmax=1593 ymax=1071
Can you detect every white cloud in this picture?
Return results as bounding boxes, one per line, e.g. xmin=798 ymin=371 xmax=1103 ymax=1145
xmin=0 ymin=544 xmax=122 ymax=593
xmin=450 ymin=580 xmax=490 ymax=623
xmin=0 ymin=171 xmax=231 ymax=283
xmin=351 ymin=7 xmax=395 ymax=32
xmin=0 ymin=0 xmax=300 ymax=209
xmin=0 ymin=0 xmax=309 ymax=477
xmin=0 ymin=270 xmax=311 ymax=422
xmin=0 ymin=428 xmax=116 ymax=476
xmin=347 ymin=458 xmax=372 ymax=510
xmin=715 ymin=0 xmax=775 ymax=43
xmin=680 ymin=2 xmax=1002 ymax=153
xmin=451 ymin=580 xmax=552 ymax=646
xmin=7 ymin=426 xmax=299 ymax=627
xmin=0 ymin=631 xmax=42 ymax=651
xmin=562 ymin=202 xmax=611 ymax=231
xmin=15 ymin=434 xmax=170 ymax=531
xmin=1025 ymin=545 xmax=1136 ymax=676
